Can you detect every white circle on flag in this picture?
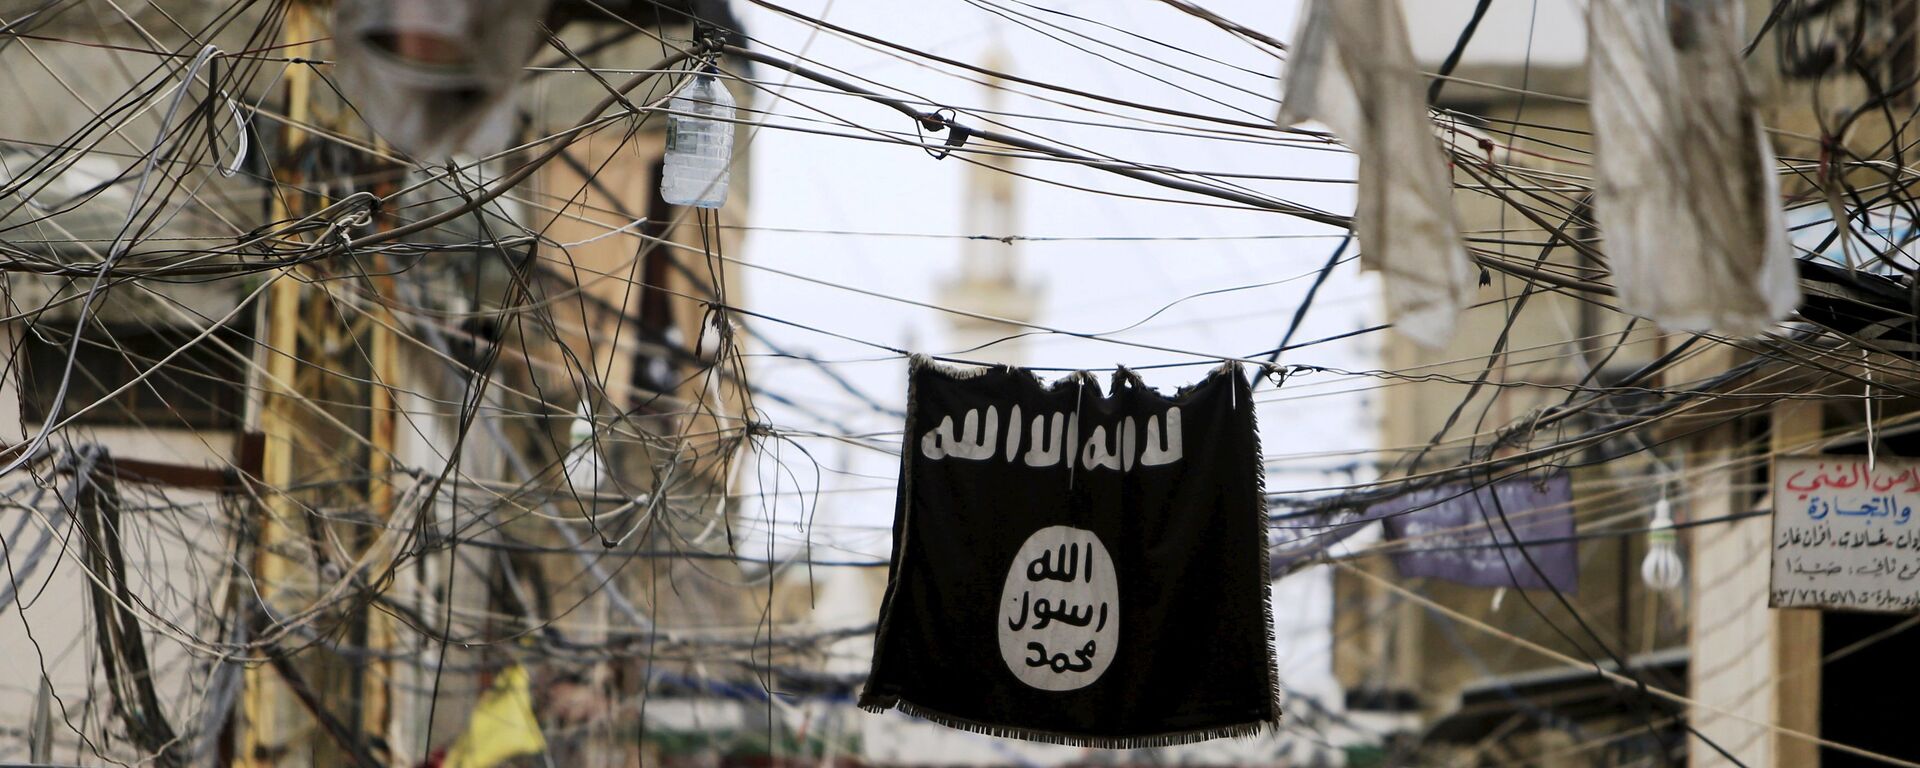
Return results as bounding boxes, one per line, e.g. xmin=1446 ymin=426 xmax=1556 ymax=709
xmin=996 ymin=525 xmax=1119 ymax=691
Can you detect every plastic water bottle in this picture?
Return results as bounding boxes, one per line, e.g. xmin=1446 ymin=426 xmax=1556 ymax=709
xmin=661 ymin=69 xmax=735 ymax=208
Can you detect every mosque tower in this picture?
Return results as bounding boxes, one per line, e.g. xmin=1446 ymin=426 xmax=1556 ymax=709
xmin=936 ymin=45 xmax=1041 ymax=366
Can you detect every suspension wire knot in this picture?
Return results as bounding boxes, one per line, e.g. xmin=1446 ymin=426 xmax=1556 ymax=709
xmin=1493 ymin=406 xmax=1547 ymax=451
xmin=692 ymin=22 xmax=729 ymax=54
xmin=916 ymin=108 xmax=970 ymax=159
xmin=1260 ymin=363 xmax=1291 ymax=388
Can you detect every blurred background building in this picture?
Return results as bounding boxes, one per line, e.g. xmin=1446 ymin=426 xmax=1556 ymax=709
xmin=1332 ymin=3 xmax=1920 ymax=766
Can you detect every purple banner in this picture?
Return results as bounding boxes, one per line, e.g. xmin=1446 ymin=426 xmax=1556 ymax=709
xmin=1373 ymin=472 xmax=1577 ymax=593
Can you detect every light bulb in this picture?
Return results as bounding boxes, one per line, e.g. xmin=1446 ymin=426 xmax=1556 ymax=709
xmin=1640 ymin=497 xmax=1685 ymax=592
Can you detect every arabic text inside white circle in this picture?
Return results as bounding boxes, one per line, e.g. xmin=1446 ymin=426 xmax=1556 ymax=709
xmin=996 ymin=525 xmax=1119 ymax=691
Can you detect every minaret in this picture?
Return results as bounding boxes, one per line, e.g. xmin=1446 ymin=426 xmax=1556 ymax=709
xmin=937 ymin=46 xmax=1040 ymax=366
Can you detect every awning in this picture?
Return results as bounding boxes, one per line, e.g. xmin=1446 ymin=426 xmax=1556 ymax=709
xmin=1424 ymin=647 xmax=1689 ymax=744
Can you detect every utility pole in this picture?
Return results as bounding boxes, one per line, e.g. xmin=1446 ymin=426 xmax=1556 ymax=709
xmin=241 ymin=0 xmax=316 ymax=763
xmin=244 ymin=1 xmax=395 ymax=764
xmin=359 ymin=140 xmax=400 ymax=759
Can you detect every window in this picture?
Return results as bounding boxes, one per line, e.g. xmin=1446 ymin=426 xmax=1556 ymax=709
xmin=19 ymin=320 xmax=253 ymax=430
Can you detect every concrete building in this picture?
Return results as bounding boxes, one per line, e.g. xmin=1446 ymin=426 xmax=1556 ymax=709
xmin=0 ymin=2 xmax=759 ymax=766
xmin=1330 ymin=6 xmax=1680 ymax=763
xmin=1335 ymin=2 xmax=1920 ymax=766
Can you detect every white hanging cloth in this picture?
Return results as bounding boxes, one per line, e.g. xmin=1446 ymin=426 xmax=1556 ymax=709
xmin=1278 ymin=0 xmax=1475 ymax=349
xmin=1588 ymin=0 xmax=1799 ymax=335
xmin=334 ymin=0 xmax=552 ymax=159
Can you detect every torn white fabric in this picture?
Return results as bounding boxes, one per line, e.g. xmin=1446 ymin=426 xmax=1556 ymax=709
xmin=1278 ymin=0 xmax=1475 ymax=349
xmin=1588 ymin=0 xmax=1799 ymax=335
xmin=334 ymin=0 xmax=552 ymax=159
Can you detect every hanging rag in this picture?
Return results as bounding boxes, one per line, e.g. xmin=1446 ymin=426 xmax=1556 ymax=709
xmin=1278 ymin=0 xmax=1476 ymax=349
xmin=1588 ymin=0 xmax=1799 ymax=334
xmin=334 ymin=0 xmax=552 ymax=159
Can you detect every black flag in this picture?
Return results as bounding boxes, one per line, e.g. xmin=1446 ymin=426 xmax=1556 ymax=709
xmin=860 ymin=357 xmax=1279 ymax=747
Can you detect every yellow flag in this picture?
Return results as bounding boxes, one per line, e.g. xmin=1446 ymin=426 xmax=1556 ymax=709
xmin=444 ymin=665 xmax=547 ymax=768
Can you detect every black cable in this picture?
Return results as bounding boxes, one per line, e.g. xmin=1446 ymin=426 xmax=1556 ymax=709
xmin=1255 ymin=232 xmax=1350 ymax=391
xmin=1427 ymin=0 xmax=1495 ymax=105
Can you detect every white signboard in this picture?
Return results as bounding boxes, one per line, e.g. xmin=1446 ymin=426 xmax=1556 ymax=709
xmin=1772 ymin=456 xmax=1920 ymax=612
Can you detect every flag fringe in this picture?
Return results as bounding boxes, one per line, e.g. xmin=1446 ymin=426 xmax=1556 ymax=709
xmin=911 ymin=355 xmax=1244 ymax=403
xmin=859 ymin=356 xmax=932 ymax=704
xmin=1242 ymin=362 xmax=1285 ymax=728
xmin=911 ymin=353 xmax=992 ymax=379
xmin=863 ymin=699 xmax=1278 ymax=750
